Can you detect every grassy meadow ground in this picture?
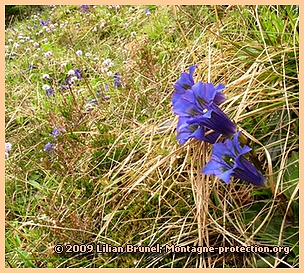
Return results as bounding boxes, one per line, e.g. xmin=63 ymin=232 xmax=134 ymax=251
xmin=5 ymin=5 xmax=299 ymax=268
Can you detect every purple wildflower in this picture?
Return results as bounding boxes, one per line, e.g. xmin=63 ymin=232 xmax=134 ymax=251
xmin=143 ymin=7 xmax=151 ymax=15
xmin=5 ymin=142 xmax=12 ymax=151
xmin=74 ymin=69 xmax=82 ymax=79
xmin=172 ymin=81 xmax=236 ymax=142
xmin=80 ymin=5 xmax=90 ymax=13
xmin=202 ymin=132 xmax=266 ymax=187
xmin=46 ymin=89 xmax=54 ymax=97
xmin=40 ymin=18 xmax=50 ymax=26
xmin=44 ymin=142 xmax=53 ymax=151
xmin=113 ymin=72 xmax=121 ymax=87
xmin=52 ymin=129 xmax=60 ymax=139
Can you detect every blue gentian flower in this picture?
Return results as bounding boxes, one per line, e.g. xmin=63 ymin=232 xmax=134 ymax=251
xmin=173 ymin=81 xmax=236 ymax=138
xmin=202 ymin=132 xmax=266 ymax=187
xmin=44 ymin=142 xmax=53 ymax=151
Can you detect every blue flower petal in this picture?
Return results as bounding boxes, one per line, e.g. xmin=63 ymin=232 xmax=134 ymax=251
xmin=176 ymin=65 xmax=196 ymax=90
xmin=213 ymin=83 xmax=226 ymax=105
xmin=218 ymin=169 xmax=234 ymax=184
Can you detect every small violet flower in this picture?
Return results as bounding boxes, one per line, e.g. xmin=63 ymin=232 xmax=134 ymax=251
xmin=74 ymin=68 xmax=82 ymax=79
xmin=103 ymin=83 xmax=109 ymax=91
xmin=202 ymin=132 xmax=266 ymax=187
xmin=76 ymin=50 xmax=82 ymax=56
xmin=80 ymin=5 xmax=90 ymax=13
xmin=113 ymin=72 xmax=121 ymax=87
xmin=44 ymin=142 xmax=53 ymax=151
xmin=40 ymin=18 xmax=50 ymax=26
xmin=97 ymin=84 xmax=110 ymax=100
xmin=5 ymin=142 xmax=12 ymax=151
xmin=60 ymin=85 xmax=69 ymax=92
xmin=42 ymin=84 xmax=54 ymax=97
xmin=46 ymin=89 xmax=54 ymax=97
xmin=89 ymin=99 xmax=98 ymax=105
xmin=44 ymin=51 xmax=52 ymax=58
xmin=52 ymin=129 xmax=60 ymax=139
xmin=5 ymin=142 xmax=12 ymax=158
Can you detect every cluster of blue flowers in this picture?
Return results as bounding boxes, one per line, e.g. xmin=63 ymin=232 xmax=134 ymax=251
xmin=172 ymin=65 xmax=266 ymax=187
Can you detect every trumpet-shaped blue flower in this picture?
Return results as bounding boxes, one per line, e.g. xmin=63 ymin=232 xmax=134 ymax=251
xmin=172 ymin=65 xmax=226 ymax=105
xmin=173 ymin=81 xmax=236 ymax=138
xmin=202 ymin=132 xmax=266 ymax=187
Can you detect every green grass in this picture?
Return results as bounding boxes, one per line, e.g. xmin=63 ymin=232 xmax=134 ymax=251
xmin=5 ymin=5 xmax=299 ymax=268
